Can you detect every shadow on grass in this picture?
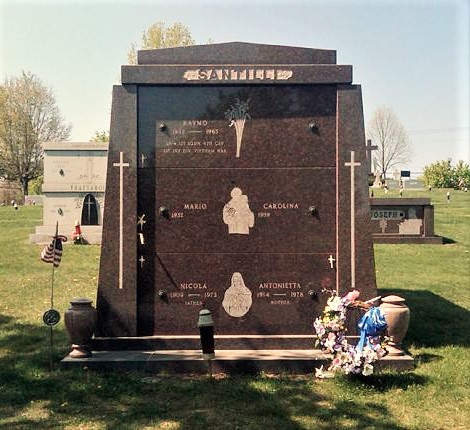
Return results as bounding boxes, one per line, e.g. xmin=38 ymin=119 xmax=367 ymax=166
xmin=442 ymin=236 xmax=456 ymax=244
xmin=413 ymin=352 xmax=444 ymax=366
xmin=379 ymin=289 xmax=470 ymax=348
xmin=0 ymin=315 xmax=412 ymax=429
xmin=338 ymin=372 xmax=429 ymax=393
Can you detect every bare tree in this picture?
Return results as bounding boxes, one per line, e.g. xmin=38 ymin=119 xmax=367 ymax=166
xmin=367 ymin=107 xmax=412 ymax=179
xmin=0 ymin=71 xmax=71 ymax=196
xmin=128 ymin=21 xmax=195 ymax=64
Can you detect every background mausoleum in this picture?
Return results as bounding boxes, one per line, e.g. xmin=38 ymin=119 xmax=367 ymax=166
xmin=30 ymin=142 xmax=108 ymax=244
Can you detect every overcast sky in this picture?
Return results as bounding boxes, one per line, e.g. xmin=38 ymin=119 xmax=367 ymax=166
xmin=1 ymin=0 xmax=468 ymax=173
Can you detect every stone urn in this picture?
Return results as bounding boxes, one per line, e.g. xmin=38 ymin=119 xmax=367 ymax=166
xmin=380 ymin=295 xmax=410 ymax=356
xmin=64 ymin=298 xmax=97 ymax=358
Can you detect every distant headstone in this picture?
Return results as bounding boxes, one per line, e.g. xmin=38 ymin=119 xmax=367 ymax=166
xmin=372 ymin=170 xmax=383 ymax=188
xmin=371 ymin=198 xmax=442 ymax=243
xmin=29 ymin=142 xmax=108 ymax=244
xmin=25 ymin=195 xmax=43 ymax=205
xmin=406 ymin=179 xmax=424 ymax=189
xmin=95 ymin=42 xmax=377 ymax=351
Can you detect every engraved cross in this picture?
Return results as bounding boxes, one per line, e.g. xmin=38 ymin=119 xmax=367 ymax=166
xmin=141 ymin=153 xmax=147 ymax=167
xmin=113 ymin=152 xmax=129 ymax=290
xmin=328 ymin=254 xmax=336 ymax=269
xmin=345 ymin=151 xmax=361 ymax=290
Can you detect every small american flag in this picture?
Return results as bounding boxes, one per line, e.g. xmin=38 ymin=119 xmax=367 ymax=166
xmin=40 ymin=235 xmax=67 ymax=267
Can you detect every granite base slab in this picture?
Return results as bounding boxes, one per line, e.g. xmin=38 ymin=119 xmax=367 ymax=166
xmin=60 ymin=349 xmax=414 ymax=374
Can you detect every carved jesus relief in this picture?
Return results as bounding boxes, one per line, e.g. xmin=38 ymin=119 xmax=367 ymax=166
xmin=222 ymin=187 xmax=255 ymax=235
xmin=222 ymin=272 xmax=253 ymax=318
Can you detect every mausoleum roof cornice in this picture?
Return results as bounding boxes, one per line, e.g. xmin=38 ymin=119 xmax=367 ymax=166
xmin=137 ymin=41 xmax=337 ymax=66
xmin=41 ymin=142 xmax=109 ymax=151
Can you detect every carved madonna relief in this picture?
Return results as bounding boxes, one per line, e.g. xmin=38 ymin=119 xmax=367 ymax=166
xmin=222 ymin=272 xmax=253 ymax=317
xmin=222 ymin=187 xmax=255 ymax=235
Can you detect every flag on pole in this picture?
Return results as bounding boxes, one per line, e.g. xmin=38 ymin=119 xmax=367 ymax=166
xmin=40 ymin=235 xmax=67 ymax=267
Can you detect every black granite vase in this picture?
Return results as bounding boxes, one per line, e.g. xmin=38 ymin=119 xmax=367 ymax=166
xmin=64 ymin=298 xmax=97 ymax=358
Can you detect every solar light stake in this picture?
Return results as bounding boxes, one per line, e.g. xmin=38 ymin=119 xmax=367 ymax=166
xmin=197 ymin=308 xmax=215 ymax=361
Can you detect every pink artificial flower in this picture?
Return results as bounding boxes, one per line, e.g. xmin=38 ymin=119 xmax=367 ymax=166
xmin=345 ymin=289 xmax=360 ymax=302
xmin=332 ymin=357 xmax=342 ymax=367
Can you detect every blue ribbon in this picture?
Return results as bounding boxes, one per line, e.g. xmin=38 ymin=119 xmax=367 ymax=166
xmin=356 ymin=307 xmax=387 ymax=351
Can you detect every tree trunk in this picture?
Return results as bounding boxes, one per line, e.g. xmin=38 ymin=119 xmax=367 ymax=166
xmin=20 ymin=177 xmax=29 ymax=196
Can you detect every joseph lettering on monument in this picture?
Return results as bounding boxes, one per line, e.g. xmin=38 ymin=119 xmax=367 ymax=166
xmin=95 ymin=42 xmax=376 ymax=351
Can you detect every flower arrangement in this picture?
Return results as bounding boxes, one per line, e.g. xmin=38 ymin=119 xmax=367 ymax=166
xmin=314 ymin=289 xmax=389 ymax=378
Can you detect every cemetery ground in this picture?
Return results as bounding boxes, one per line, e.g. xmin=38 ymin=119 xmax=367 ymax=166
xmin=0 ymin=188 xmax=469 ymax=430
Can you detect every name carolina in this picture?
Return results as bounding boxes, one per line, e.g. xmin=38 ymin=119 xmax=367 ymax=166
xmin=263 ymin=203 xmax=299 ymax=210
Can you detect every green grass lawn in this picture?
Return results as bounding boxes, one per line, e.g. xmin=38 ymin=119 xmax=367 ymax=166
xmin=0 ymin=188 xmax=469 ymax=429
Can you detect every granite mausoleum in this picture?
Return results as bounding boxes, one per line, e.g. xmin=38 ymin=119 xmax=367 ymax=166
xmin=95 ymin=42 xmax=377 ymax=353
xmin=30 ymin=142 xmax=108 ymax=244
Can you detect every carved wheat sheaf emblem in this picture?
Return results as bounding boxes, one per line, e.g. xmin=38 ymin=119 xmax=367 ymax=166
xmin=224 ymin=99 xmax=250 ymax=158
xmin=183 ymin=70 xmax=200 ymax=80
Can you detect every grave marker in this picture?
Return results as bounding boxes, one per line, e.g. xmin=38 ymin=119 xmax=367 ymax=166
xmin=371 ymin=197 xmax=443 ymax=244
